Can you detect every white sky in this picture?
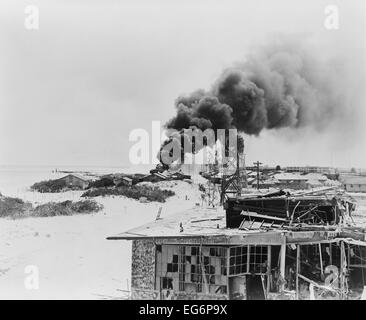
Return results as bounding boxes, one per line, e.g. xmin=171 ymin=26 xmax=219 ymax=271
xmin=0 ymin=0 xmax=365 ymax=168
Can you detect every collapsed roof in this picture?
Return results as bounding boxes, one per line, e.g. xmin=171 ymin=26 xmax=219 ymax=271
xmin=225 ymin=188 xmax=356 ymax=228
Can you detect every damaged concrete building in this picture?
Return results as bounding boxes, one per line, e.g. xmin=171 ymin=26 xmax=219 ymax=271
xmin=108 ymin=188 xmax=366 ymax=300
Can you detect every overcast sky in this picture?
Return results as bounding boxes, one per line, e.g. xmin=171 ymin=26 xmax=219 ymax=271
xmin=0 ymin=0 xmax=365 ymax=169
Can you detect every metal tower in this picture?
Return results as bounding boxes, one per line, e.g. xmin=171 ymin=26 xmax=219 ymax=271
xmin=220 ymin=135 xmax=247 ymax=204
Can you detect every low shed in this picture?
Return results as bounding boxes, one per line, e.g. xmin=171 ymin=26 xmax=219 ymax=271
xmin=341 ymin=176 xmax=366 ymax=193
xmin=57 ymin=174 xmax=89 ymax=189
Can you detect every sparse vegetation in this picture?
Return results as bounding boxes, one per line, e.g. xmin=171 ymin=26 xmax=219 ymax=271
xmin=0 ymin=196 xmax=32 ymax=218
xmin=0 ymin=194 xmax=102 ymax=219
xmin=82 ymin=184 xmax=175 ymax=202
xmin=87 ymin=177 xmax=115 ymax=189
xmin=32 ymin=200 xmax=103 ymax=217
xmin=31 ymin=178 xmax=86 ymax=193
xmin=30 ymin=179 xmax=67 ymax=193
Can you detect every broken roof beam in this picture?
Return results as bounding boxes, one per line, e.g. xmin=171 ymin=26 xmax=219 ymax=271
xmin=240 ymin=211 xmax=287 ymax=223
xmin=110 ymin=230 xmax=357 ymax=246
xmin=290 ymin=186 xmax=338 ymax=197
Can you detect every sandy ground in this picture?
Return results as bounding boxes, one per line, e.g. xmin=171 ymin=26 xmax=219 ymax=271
xmin=1 ymin=167 xmax=366 ymax=299
xmin=0 ymin=174 xmax=202 ymax=299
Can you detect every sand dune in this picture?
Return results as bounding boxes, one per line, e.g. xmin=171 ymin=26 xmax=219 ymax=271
xmin=0 ymin=176 xmax=201 ymax=299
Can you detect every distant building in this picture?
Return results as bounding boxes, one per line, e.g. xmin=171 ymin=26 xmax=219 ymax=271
xmin=341 ymin=176 xmax=366 ymax=193
xmin=273 ymin=173 xmax=309 ymax=190
xmin=120 ymin=177 xmax=133 ymax=186
xmin=251 ymin=173 xmax=331 ymax=191
xmin=285 ymin=166 xmax=335 ymax=174
xmin=57 ymin=174 xmax=89 ymax=189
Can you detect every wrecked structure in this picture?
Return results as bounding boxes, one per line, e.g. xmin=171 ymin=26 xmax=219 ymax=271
xmin=225 ymin=189 xmax=355 ymax=227
xmin=108 ymin=186 xmax=366 ymax=300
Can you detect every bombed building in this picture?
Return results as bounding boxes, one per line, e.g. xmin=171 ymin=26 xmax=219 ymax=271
xmin=108 ymin=186 xmax=366 ymax=300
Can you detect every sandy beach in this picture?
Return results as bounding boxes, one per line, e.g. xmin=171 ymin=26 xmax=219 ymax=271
xmin=0 ymin=167 xmax=202 ymax=299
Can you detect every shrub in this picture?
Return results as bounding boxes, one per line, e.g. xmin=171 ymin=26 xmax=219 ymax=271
xmin=87 ymin=177 xmax=115 ymax=189
xmin=69 ymin=200 xmax=103 ymax=213
xmin=31 ymin=179 xmax=67 ymax=193
xmin=0 ymin=196 xmax=32 ymax=218
xmin=0 ymin=194 xmax=103 ymax=219
xmin=82 ymin=184 xmax=175 ymax=202
xmin=32 ymin=201 xmax=73 ymax=217
xmin=32 ymin=200 xmax=103 ymax=217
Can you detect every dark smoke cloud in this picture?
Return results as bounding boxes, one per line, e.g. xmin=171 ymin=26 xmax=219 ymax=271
xmin=167 ymin=91 xmax=233 ymax=131
xmin=160 ymin=38 xmax=349 ymax=164
xmin=214 ymin=71 xmax=267 ymax=135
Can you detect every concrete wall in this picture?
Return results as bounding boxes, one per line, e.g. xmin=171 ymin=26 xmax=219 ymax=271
xmin=131 ymin=240 xmax=156 ymax=292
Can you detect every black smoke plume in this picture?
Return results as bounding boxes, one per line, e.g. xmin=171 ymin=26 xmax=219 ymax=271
xmin=159 ymin=38 xmax=347 ymax=165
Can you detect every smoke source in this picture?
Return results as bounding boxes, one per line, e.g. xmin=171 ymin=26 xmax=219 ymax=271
xmin=160 ymin=37 xmax=350 ymax=165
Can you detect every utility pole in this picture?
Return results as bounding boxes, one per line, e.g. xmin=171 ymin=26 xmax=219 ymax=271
xmin=236 ymin=138 xmax=242 ymax=196
xmin=253 ymin=161 xmax=262 ymax=190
